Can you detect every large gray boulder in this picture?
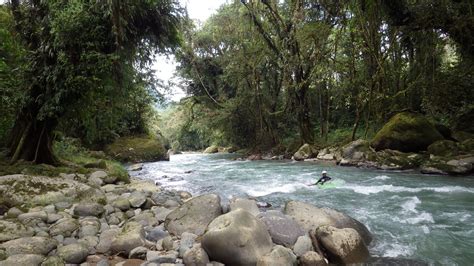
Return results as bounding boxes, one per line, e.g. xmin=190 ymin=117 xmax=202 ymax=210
xmin=316 ymin=226 xmax=369 ymax=264
xmin=0 ymin=254 xmax=44 ymax=266
xmin=0 ymin=237 xmax=57 ymax=256
xmin=257 ymin=211 xmax=306 ymax=247
xmin=257 ymin=245 xmax=297 ymax=266
xmin=284 ymin=201 xmax=372 ymax=245
xmin=110 ymin=222 xmax=146 ymax=256
xmin=0 ymin=220 xmax=34 ymax=242
xmin=165 ymin=194 xmax=222 ymax=236
xmin=202 ymin=209 xmax=273 ymax=265
xmin=57 ymin=243 xmax=89 ymax=264
xmin=293 ymin=235 xmax=314 ymax=257
xmin=229 ymin=198 xmax=260 ymax=216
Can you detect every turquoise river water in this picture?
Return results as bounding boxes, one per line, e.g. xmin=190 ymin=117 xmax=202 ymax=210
xmin=133 ymin=153 xmax=474 ymax=265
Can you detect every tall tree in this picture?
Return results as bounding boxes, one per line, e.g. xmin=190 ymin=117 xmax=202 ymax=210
xmin=7 ymin=0 xmax=182 ymax=164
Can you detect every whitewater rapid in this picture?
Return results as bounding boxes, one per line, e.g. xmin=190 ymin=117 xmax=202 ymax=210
xmin=131 ymin=153 xmax=474 ymax=265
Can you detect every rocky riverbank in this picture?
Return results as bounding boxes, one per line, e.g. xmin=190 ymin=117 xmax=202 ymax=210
xmin=0 ymin=166 xmax=382 ymax=265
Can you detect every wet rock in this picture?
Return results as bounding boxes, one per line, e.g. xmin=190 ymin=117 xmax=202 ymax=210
xmin=202 ymin=209 xmax=273 ymax=265
xmin=229 ymin=198 xmax=260 ymax=216
xmin=178 ymin=191 xmax=192 ymax=200
xmin=284 ymin=201 xmax=372 ymax=245
xmin=179 ymin=232 xmax=198 ymax=257
xmin=49 ymin=218 xmax=79 ymax=237
xmin=204 ymin=146 xmax=219 ymax=154
xmin=316 ymin=226 xmax=369 ymax=264
xmin=257 ymin=245 xmax=297 ymax=266
xmin=0 ymin=254 xmax=44 ymax=266
xmin=183 ymin=244 xmax=210 ymax=266
xmin=79 ymin=217 xmax=100 ymax=237
xmin=0 ymin=220 xmax=34 ymax=242
xmin=257 ymin=210 xmax=305 ymax=247
xmin=293 ymin=235 xmax=314 ymax=257
xmin=299 ymin=251 xmax=327 ymax=266
xmin=57 ymin=243 xmax=89 ymax=264
xmin=74 ymin=203 xmax=105 ymax=217
xmin=96 ymin=228 xmax=120 ymax=254
xmin=110 ymin=222 xmax=146 ymax=256
xmin=129 ymin=164 xmax=143 ymax=171
xmin=163 ymin=199 xmax=180 ymax=209
xmin=78 ymin=235 xmax=100 ymax=254
xmin=0 ymin=236 xmax=57 ymax=256
xmin=129 ymin=246 xmax=148 ymax=260
xmin=165 ymin=194 xmax=222 ymax=236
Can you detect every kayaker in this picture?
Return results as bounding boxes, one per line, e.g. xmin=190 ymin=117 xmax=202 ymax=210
xmin=310 ymin=170 xmax=332 ymax=186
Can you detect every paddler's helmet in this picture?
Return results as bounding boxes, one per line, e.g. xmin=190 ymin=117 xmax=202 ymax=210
xmin=322 ymin=170 xmax=327 ymax=174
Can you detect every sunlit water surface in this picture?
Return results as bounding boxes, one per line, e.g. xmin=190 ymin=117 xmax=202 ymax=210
xmin=132 ymin=153 xmax=474 ymax=265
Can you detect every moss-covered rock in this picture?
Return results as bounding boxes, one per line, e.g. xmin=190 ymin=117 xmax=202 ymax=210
xmin=293 ymin=144 xmax=318 ymax=161
xmin=203 ymin=145 xmax=219 ymax=154
xmin=105 ymin=135 xmax=168 ymax=163
xmin=371 ymin=112 xmax=443 ymax=152
xmin=420 ymin=155 xmax=474 ymax=175
xmin=427 ymin=140 xmax=460 ymax=157
xmin=374 ymin=149 xmax=424 ymax=170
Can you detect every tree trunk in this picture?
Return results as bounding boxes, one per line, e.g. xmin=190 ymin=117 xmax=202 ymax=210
xmin=8 ymin=112 xmax=58 ymax=165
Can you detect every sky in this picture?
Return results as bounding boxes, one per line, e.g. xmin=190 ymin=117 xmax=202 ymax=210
xmin=153 ymin=0 xmax=224 ymax=102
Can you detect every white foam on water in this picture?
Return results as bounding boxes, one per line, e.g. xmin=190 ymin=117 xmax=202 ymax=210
xmin=244 ymin=183 xmax=306 ymax=197
xmin=421 ymin=225 xmax=430 ymax=234
xmin=345 ymin=184 xmax=474 ymax=195
xmin=374 ymin=175 xmax=391 ymax=180
xmin=401 ymin=196 xmax=421 ymax=213
xmin=379 ymin=243 xmax=414 ymax=258
xmin=402 ymin=212 xmax=435 ymax=224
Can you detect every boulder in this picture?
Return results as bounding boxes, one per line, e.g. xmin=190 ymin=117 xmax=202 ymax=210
xmin=427 ymin=140 xmax=460 ymax=157
xmin=41 ymin=256 xmax=65 ymax=266
xmin=0 ymin=220 xmax=34 ymax=242
xmin=257 ymin=245 xmax=297 ymax=266
xmin=204 ymin=146 xmax=219 ymax=154
xmin=293 ymin=144 xmax=318 ymax=161
xmin=113 ymin=198 xmax=131 ymax=211
xmin=421 ymin=156 xmax=473 ymax=175
xmin=78 ymin=217 xmax=100 ymax=237
xmin=74 ymin=203 xmax=105 ymax=217
xmin=146 ymin=250 xmax=178 ymax=264
xmin=18 ymin=211 xmax=48 ymax=223
xmin=165 ymin=194 xmax=222 ymax=236
xmin=57 ymin=243 xmax=89 ymax=264
xmin=283 ymin=201 xmax=372 ymax=245
xmin=145 ymin=227 xmax=169 ymax=242
xmin=299 ymin=251 xmax=327 ymax=266
xmin=129 ymin=246 xmax=148 ymax=260
xmin=96 ymin=228 xmax=120 ymax=254
xmin=371 ymin=112 xmax=443 ymax=152
xmin=128 ymin=192 xmax=147 ymax=208
xmin=0 ymin=236 xmax=57 ymax=256
xmin=256 ymin=210 xmax=305 ymax=247
xmin=183 ymin=244 xmax=210 ymax=266
xmin=49 ymin=218 xmax=80 ymax=237
xmin=202 ymin=209 xmax=273 ymax=265
xmin=129 ymin=164 xmax=144 ymax=171
xmin=229 ymin=198 xmax=260 ymax=216
xmin=316 ymin=226 xmax=369 ymax=264
xmin=0 ymin=254 xmax=44 ymax=266
xmin=179 ymin=232 xmax=198 ymax=257
xmin=342 ymin=139 xmax=370 ymax=159
xmin=110 ymin=222 xmax=146 ymax=256
xmin=292 ymin=235 xmax=314 ymax=257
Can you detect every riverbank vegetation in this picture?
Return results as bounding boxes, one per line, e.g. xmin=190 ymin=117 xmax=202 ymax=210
xmin=162 ymin=1 xmax=473 ymax=156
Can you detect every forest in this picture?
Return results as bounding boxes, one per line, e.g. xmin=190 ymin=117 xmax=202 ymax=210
xmin=0 ymin=0 xmax=473 ymax=163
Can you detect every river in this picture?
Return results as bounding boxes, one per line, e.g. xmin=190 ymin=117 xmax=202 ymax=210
xmin=132 ymin=153 xmax=474 ymax=265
